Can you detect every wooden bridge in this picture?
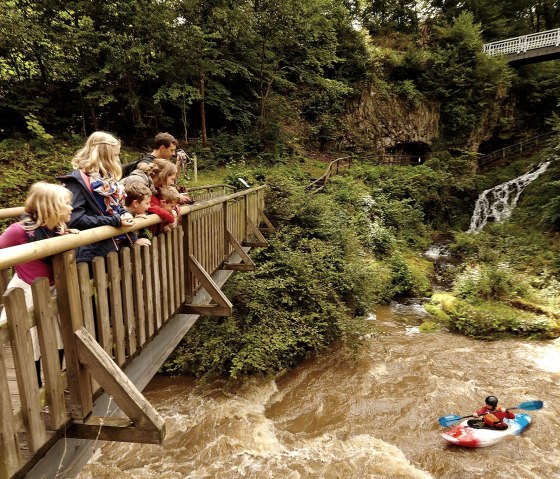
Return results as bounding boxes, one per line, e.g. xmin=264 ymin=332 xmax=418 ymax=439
xmin=0 ymin=184 xmax=273 ymax=479
xmin=484 ymin=28 xmax=560 ymax=64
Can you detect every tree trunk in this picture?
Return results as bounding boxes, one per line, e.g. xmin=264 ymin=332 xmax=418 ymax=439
xmin=199 ymin=61 xmax=208 ymax=147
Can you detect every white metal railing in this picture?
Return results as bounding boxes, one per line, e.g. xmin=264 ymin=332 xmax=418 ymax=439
xmin=484 ymin=28 xmax=560 ymax=56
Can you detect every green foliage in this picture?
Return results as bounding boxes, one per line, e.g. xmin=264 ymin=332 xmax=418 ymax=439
xmin=446 ymin=299 xmax=558 ymax=339
xmin=453 ymin=263 xmax=530 ymax=301
xmin=418 ymin=12 xmax=512 ymax=144
xmin=388 ymin=252 xmax=432 ymax=297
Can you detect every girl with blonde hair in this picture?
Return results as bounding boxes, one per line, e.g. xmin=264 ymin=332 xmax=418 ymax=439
xmin=0 ymin=182 xmax=78 ymax=387
xmin=59 ymin=131 xmax=134 ymax=263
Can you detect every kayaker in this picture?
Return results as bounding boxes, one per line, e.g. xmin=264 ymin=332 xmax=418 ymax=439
xmin=473 ymin=396 xmax=515 ymax=429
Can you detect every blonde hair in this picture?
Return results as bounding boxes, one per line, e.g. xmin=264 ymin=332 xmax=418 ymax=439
xmin=152 ymin=159 xmax=177 ymax=187
xmin=158 ymin=186 xmax=180 ymax=204
xmin=72 ymin=131 xmax=122 ymax=180
xmin=24 ymin=182 xmax=73 ymax=231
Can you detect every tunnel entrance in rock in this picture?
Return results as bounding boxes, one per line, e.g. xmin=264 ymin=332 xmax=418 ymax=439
xmin=387 ymin=141 xmax=431 ymax=162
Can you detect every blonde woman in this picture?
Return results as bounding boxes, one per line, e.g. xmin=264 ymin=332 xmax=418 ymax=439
xmin=58 ymin=131 xmax=134 ymax=262
xmin=0 ymin=182 xmax=77 ymax=387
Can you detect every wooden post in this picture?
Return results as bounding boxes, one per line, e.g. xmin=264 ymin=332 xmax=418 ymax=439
xmin=4 ymin=287 xmax=47 ymax=452
xmin=32 ymin=278 xmax=67 ymax=429
xmin=0 ymin=342 xmax=20 ymax=478
xmin=53 ymin=250 xmax=92 ymax=420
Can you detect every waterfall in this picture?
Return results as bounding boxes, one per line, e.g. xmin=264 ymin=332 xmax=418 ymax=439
xmin=468 ymin=161 xmax=552 ymax=233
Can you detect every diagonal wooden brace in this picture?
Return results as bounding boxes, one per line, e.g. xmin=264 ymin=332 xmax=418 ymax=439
xmin=258 ymin=207 xmax=276 ymax=233
xmin=224 ymin=229 xmax=255 ymax=271
xmin=180 ymin=255 xmax=233 ymax=316
xmin=70 ymin=328 xmax=166 ymax=444
xmin=243 ymin=217 xmax=268 ymax=247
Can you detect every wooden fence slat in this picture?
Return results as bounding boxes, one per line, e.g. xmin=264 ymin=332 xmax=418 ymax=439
xmin=31 ymin=278 xmax=67 ymax=430
xmin=53 ymin=251 xmax=93 ymax=420
xmin=107 ymin=252 xmax=126 ymax=366
xmin=173 ymin=228 xmax=181 ymax=309
xmin=178 ymin=224 xmax=185 ymax=305
xmin=166 ymin=233 xmax=174 ymax=316
xmin=142 ymin=246 xmax=154 ymax=340
xmin=131 ymin=244 xmax=146 ymax=349
xmin=120 ymin=248 xmax=136 ymax=357
xmin=0 ymin=269 xmax=8 ymax=309
xmin=151 ymin=236 xmax=162 ymax=331
xmin=0 ymin=343 xmax=20 ymax=478
xmin=4 ymin=288 xmax=47 ymax=451
xmin=159 ymin=234 xmax=169 ymax=323
xmin=77 ymin=263 xmax=98 ymax=394
xmin=92 ymin=257 xmax=112 ymax=355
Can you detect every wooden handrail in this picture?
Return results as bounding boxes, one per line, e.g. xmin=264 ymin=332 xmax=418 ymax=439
xmin=0 ymin=186 xmax=266 ymax=270
xmin=0 ymin=184 xmax=235 ymax=221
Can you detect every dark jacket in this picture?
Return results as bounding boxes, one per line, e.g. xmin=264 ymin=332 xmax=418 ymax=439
xmin=58 ymin=170 xmax=122 ymax=263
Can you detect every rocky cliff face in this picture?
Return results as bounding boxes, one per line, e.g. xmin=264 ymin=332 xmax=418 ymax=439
xmin=343 ymin=86 xmax=440 ymax=152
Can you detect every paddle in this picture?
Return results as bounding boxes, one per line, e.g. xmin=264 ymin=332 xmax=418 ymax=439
xmin=438 ymin=400 xmax=544 ymax=428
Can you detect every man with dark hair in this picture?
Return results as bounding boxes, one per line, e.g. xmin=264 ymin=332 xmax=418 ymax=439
xmin=122 ymin=132 xmax=193 ymax=204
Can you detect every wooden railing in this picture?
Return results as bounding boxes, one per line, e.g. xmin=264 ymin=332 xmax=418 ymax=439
xmin=478 ymin=132 xmax=555 ymax=167
xmin=484 ymin=28 xmax=560 ymax=56
xmin=0 ymin=184 xmax=234 ymax=221
xmin=308 ymin=154 xmax=423 ymax=192
xmin=0 ymin=185 xmax=271 ymax=479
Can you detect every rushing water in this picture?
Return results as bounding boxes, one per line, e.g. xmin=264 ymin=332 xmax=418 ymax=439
xmin=77 ymin=302 xmax=560 ymax=479
xmin=468 ymin=161 xmax=551 ymax=233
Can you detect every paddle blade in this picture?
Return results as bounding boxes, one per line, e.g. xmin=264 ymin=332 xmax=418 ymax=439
xmin=516 ymin=400 xmax=544 ymax=411
xmin=438 ymin=414 xmax=463 ymax=427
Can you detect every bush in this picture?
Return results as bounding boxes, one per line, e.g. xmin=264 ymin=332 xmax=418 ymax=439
xmin=453 ymin=263 xmax=530 ymax=301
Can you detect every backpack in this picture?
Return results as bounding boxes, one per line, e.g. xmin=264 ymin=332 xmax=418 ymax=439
xmin=121 ymin=153 xmax=156 ymax=178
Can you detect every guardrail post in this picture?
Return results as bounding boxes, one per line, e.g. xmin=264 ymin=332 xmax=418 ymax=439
xmin=53 ymin=250 xmax=93 ymax=420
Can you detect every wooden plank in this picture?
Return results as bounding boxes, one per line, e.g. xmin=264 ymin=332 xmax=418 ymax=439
xmin=166 ymin=232 xmax=174 ymax=315
xmin=120 ymin=247 xmax=136 ymax=356
xmin=223 ymin=202 xmax=229 ymax=263
xmin=131 ymin=244 xmax=146 ymax=349
xmin=182 ymin=215 xmax=192 ymax=303
xmin=53 ymin=251 xmax=92 ymax=420
xmin=159 ymin=234 xmax=169 ymax=323
xmin=173 ymin=228 xmax=181 ymax=308
xmin=92 ymin=257 xmax=112 ymax=355
xmin=4 ymin=288 xmax=47 ymax=452
xmin=0 ymin=268 xmax=8 ymax=308
xmin=0 ymin=342 xmax=20 ymax=479
xmin=68 ymin=418 xmax=163 ymax=444
xmin=142 ymin=246 xmax=154 ymax=340
xmin=31 ymin=278 xmax=67 ymax=430
xmin=77 ymin=263 xmax=95 ymax=340
xmin=151 ymin=236 xmax=162 ymax=331
xmin=178 ymin=224 xmax=185 ymax=306
xmin=106 ymin=252 xmax=126 ymax=366
xmin=74 ymin=328 xmax=165 ymax=435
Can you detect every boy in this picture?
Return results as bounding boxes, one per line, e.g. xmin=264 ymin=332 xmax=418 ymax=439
xmin=122 ymin=182 xmax=153 ymax=246
xmin=149 ymin=185 xmax=181 ymax=236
